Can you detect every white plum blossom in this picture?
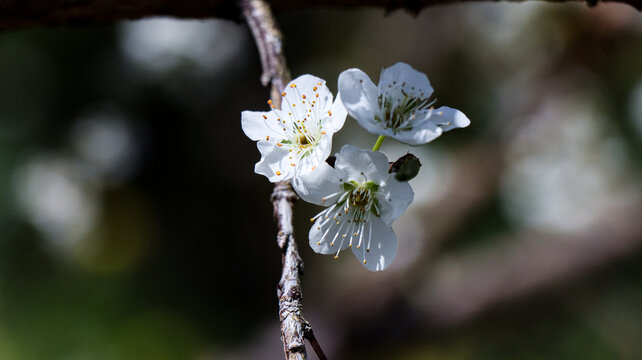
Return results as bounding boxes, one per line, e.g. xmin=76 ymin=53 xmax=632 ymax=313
xmin=242 ymin=75 xmax=347 ymax=183
xmin=294 ymin=145 xmax=414 ymax=271
xmin=338 ymin=62 xmax=470 ymax=145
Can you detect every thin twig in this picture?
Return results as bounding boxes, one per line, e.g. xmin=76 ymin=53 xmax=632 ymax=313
xmin=241 ymin=0 xmax=290 ymax=107
xmin=241 ymin=1 xmax=325 ymax=359
xmin=304 ymin=327 xmax=329 ymax=360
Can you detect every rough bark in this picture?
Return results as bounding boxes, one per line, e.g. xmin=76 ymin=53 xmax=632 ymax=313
xmin=0 ymin=0 xmax=639 ymax=30
xmin=241 ymin=1 xmax=326 ymax=359
xmin=272 ymin=182 xmax=309 ymax=360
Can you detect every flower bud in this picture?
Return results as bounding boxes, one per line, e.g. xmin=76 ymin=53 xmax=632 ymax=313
xmin=390 ymin=153 xmax=421 ymax=182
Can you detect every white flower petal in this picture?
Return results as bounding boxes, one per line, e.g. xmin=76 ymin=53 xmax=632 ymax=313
xmin=293 ymin=162 xmax=341 ymax=205
xmin=351 ymin=216 xmax=397 ymax=271
xmin=334 ymin=145 xmax=389 ymax=184
xmin=377 ymin=175 xmax=414 ymax=225
xmin=429 ymin=106 xmax=471 ymax=131
xmin=325 ymin=94 xmax=348 ymax=133
xmin=338 ymin=68 xmax=381 ymax=135
xmin=283 ymin=74 xmax=334 ymax=116
xmin=309 ymin=209 xmax=352 ymax=255
xmin=311 ymin=131 xmax=334 ymax=165
xmin=389 ymin=116 xmax=444 ymax=145
xmin=388 ymin=106 xmax=470 ymax=145
xmin=378 ymin=62 xmax=433 ymax=100
xmin=254 ymin=140 xmax=294 ymax=182
xmin=241 ymin=110 xmax=286 ymax=141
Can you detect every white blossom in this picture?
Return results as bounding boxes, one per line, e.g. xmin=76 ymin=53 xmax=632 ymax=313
xmin=242 ymin=75 xmax=347 ymax=183
xmin=294 ymin=145 xmax=414 ymax=271
xmin=338 ymin=62 xmax=470 ymax=145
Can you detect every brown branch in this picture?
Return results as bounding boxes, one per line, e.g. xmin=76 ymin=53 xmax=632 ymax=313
xmin=242 ymin=0 xmax=291 ymax=106
xmin=241 ymin=1 xmax=324 ymax=359
xmin=0 ymin=0 xmax=639 ymax=30
xmin=272 ymin=182 xmax=308 ymax=360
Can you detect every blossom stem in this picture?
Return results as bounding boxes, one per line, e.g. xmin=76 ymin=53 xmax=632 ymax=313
xmin=372 ymin=135 xmax=386 ymax=151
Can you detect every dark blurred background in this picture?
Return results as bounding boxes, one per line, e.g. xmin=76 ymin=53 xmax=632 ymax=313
xmin=0 ymin=2 xmax=640 ymax=359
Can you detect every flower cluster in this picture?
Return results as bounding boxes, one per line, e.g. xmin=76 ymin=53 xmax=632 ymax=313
xmin=242 ymin=63 xmax=470 ymax=271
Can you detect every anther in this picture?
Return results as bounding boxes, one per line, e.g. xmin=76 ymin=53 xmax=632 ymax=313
xmin=282 ymin=92 xmax=286 ymax=96
xmin=276 ymin=171 xmax=281 ymax=175
xmin=262 ymin=115 xmax=267 ymax=119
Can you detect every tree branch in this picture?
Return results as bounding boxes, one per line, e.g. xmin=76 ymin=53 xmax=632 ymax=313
xmin=242 ymin=0 xmax=291 ymax=106
xmin=0 ymin=0 xmax=639 ymax=30
xmin=241 ymin=1 xmax=325 ymax=359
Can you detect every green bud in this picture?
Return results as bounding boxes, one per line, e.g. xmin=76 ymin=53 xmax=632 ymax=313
xmin=391 ymin=153 xmax=421 ymax=182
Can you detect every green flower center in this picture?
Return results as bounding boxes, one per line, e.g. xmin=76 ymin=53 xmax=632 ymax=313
xmin=342 ymin=180 xmax=381 ymax=217
xmin=375 ymin=91 xmax=435 ymax=133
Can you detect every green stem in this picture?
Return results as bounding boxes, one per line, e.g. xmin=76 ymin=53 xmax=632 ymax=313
xmin=372 ymin=135 xmax=386 ymax=151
